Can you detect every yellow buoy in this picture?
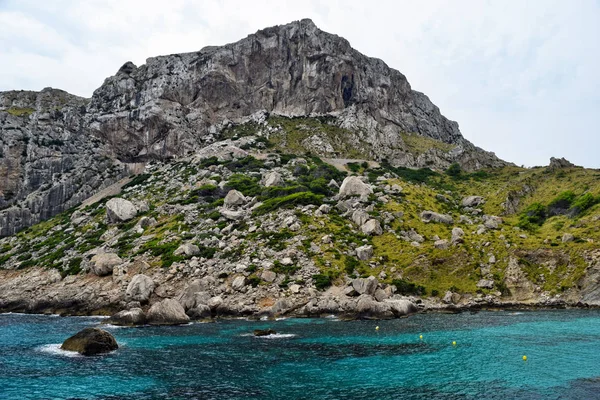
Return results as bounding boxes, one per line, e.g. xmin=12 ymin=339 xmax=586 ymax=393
xmin=375 ymin=326 xmax=380 ymax=331
xmin=523 ymin=355 xmax=527 ymax=361
xmin=452 ymin=341 xmax=457 ymax=346
xmin=419 ymin=335 xmax=423 ymax=340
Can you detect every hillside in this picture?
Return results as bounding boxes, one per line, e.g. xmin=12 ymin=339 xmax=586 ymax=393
xmin=1 ymin=19 xmax=505 ymax=236
xmin=0 ymin=129 xmax=598 ymax=319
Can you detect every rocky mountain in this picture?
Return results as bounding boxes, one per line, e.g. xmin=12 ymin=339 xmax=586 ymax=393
xmin=2 ymin=19 xmax=598 ymax=323
xmin=1 ymin=19 xmax=505 ymax=236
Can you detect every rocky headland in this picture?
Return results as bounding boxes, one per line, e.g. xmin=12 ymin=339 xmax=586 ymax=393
xmin=0 ymin=20 xmax=599 ymax=323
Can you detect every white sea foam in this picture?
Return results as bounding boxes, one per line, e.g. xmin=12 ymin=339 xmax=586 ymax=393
xmin=37 ymin=344 xmax=82 ymax=358
xmin=256 ymin=333 xmax=296 ymax=339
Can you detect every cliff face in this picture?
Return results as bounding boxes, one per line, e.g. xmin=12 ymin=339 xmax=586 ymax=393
xmin=0 ymin=19 xmax=507 ymax=236
xmin=0 ymin=89 xmax=127 ymax=237
xmin=87 ymin=19 xmax=503 ymax=167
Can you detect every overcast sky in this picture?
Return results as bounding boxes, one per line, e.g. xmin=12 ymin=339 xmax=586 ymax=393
xmin=1 ymin=0 xmax=599 ymax=168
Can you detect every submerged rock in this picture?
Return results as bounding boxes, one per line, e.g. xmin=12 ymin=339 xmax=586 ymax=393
xmin=254 ymin=329 xmax=277 ymax=336
xmin=61 ymin=328 xmax=118 ymax=356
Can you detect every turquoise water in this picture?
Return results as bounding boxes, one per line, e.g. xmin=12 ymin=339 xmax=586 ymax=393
xmin=1 ymin=310 xmax=600 ymax=399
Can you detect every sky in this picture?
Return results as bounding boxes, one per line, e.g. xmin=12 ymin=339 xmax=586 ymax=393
xmin=1 ymin=0 xmax=599 ymax=168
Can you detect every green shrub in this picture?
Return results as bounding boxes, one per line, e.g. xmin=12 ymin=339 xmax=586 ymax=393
xmin=272 ymin=260 xmax=300 ymax=275
xmin=225 ymin=156 xmax=265 ymax=172
xmin=518 ymin=202 xmax=547 ymax=229
xmin=547 ymin=191 xmax=576 ymax=215
xmin=253 ymin=192 xmax=323 ymax=215
xmin=247 ymin=275 xmax=261 ymax=287
xmin=344 ymin=256 xmax=360 ymax=275
xmin=445 ymin=163 xmax=462 ymax=177
xmin=313 ymin=273 xmax=333 ymax=290
xmin=226 ymin=174 xmax=261 ymax=196
xmin=246 ymin=264 xmax=258 ymax=273
xmin=347 ymin=162 xmax=361 ymax=173
xmin=122 ymin=174 xmax=151 ymax=189
xmin=197 ymin=245 xmax=217 ymax=259
xmin=61 ymin=257 xmax=82 ymax=277
xmin=392 ymin=279 xmax=425 ymax=295
xmin=570 ymin=193 xmax=598 ymax=214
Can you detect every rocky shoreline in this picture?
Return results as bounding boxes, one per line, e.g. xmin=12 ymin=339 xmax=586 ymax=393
xmin=1 ymin=266 xmax=596 ymax=325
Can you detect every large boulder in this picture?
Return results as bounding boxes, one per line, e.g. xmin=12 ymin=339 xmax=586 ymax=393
xmin=420 ymin=211 xmax=453 ymax=224
xmin=356 ymin=245 xmax=373 ymax=261
xmin=339 ymin=176 xmax=373 ymax=198
xmin=352 ymin=276 xmax=378 ymax=295
xmin=385 ymin=299 xmax=418 ymax=316
xmin=174 ymin=243 xmax=200 ymax=257
xmin=126 ymin=274 xmax=155 ymax=303
xmin=146 ymin=299 xmax=190 ymax=325
xmin=356 ymin=295 xmax=393 ymax=319
xmin=352 ymin=210 xmax=370 ymax=226
xmin=361 ymin=219 xmax=383 ymax=235
xmin=451 ymin=227 xmax=465 ymax=245
xmin=224 ymin=189 xmax=246 ymax=208
xmin=263 ymin=171 xmax=284 ymax=187
xmin=106 ymin=198 xmax=137 ymax=223
xmin=106 ymin=308 xmax=146 ymax=326
xmin=220 ymin=208 xmax=246 ymax=221
xmin=90 ymin=252 xmax=122 ymax=276
xmin=61 ymin=328 xmax=118 ymax=356
xmin=483 ymin=215 xmax=502 ymax=229
xmin=462 ymin=196 xmax=485 ymax=207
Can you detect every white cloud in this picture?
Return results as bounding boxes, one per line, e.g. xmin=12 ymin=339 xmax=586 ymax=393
xmin=0 ymin=0 xmax=598 ymax=167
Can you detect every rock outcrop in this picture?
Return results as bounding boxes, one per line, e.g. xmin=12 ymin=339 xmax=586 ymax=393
xmin=146 ymin=298 xmax=190 ymax=325
xmin=61 ymin=327 xmax=118 ymax=356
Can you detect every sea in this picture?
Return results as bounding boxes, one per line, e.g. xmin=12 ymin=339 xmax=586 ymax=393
xmin=1 ymin=310 xmax=600 ymax=399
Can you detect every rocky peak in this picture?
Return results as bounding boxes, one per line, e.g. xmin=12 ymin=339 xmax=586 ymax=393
xmin=548 ymin=157 xmax=577 ymax=170
xmin=86 ymin=19 xmax=505 ymax=169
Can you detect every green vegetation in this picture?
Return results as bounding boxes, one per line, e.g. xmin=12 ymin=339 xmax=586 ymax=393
xmin=253 ymin=192 xmax=323 ymax=215
xmin=6 ymin=107 xmax=35 ymax=117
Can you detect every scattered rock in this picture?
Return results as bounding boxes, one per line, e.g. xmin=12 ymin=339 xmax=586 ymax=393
xmin=451 ymin=227 xmax=464 ymax=245
xmin=261 ymin=270 xmax=277 ymax=283
xmin=462 ymin=196 xmax=484 ymax=207
xmin=420 ymin=211 xmax=453 ymax=224
xmin=562 ymin=233 xmax=575 ymax=243
xmin=434 ymin=239 xmax=450 ymax=249
xmin=339 ymin=176 xmax=373 ymax=198
xmin=356 ymin=245 xmax=374 ymax=261
xmin=224 ymin=190 xmax=246 ymax=207
xmin=90 ymin=252 xmax=122 ymax=276
xmin=262 ymin=171 xmax=284 ymax=187
xmin=106 ymin=198 xmax=138 ymax=223
xmin=476 ymin=279 xmax=494 ymax=289
xmin=352 ymin=276 xmax=378 ymax=295
xmin=61 ymin=328 xmax=118 ymax=356
xmin=126 ymin=274 xmax=155 ymax=303
xmin=231 ymin=276 xmax=246 ymax=291
xmin=106 ymin=308 xmax=146 ymax=326
xmin=146 ymin=299 xmax=190 ymax=325
xmin=361 ymin=219 xmax=383 ymax=235
xmin=174 ymin=243 xmax=200 ymax=257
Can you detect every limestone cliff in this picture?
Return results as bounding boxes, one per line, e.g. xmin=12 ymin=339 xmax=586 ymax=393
xmin=1 ymin=19 xmax=506 ymax=236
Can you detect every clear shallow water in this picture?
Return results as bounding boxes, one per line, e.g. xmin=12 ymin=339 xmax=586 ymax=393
xmin=1 ymin=310 xmax=600 ymax=399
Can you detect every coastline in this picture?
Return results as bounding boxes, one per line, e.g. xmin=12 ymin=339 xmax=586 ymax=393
xmin=1 ymin=266 xmax=598 ymax=324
